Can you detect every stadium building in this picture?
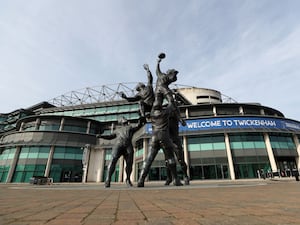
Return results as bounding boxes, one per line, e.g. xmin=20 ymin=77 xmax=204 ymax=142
xmin=1 ymin=83 xmax=300 ymax=183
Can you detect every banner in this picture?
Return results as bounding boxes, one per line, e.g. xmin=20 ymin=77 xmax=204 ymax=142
xmin=145 ymin=117 xmax=300 ymax=133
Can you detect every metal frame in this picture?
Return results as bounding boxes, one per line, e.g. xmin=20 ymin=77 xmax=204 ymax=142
xmin=48 ymin=82 xmax=237 ymax=107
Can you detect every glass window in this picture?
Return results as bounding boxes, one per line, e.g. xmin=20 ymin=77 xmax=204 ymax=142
xmin=95 ymin=107 xmax=107 ymax=114
xmin=229 ymin=133 xmax=266 ymax=150
xmin=105 ymin=149 xmax=112 ymax=160
xmin=200 ymin=143 xmax=213 ymax=151
xmin=53 ymin=147 xmax=65 ymax=159
xmin=84 ymin=108 xmax=95 ymax=115
xmin=213 ymin=142 xmax=226 ymax=150
xmin=37 ymin=147 xmax=50 ymax=159
xmin=7 ymin=148 xmax=16 ymax=159
xmin=107 ymin=106 xmax=118 ymax=113
xmin=188 ymin=135 xmax=226 ymax=151
xmin=269 ymin=134 xmax=296 ymax=150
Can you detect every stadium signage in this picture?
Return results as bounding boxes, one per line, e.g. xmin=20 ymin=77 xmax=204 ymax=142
xmin=145 ymin=117 xmax=300 ymax=133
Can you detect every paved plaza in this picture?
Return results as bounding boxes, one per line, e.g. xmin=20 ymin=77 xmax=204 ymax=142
xmin=0 ymin=179 xmax=300 ymax=225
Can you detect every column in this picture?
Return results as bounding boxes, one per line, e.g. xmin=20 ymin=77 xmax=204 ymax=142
xmin=293 ymin=134 xmax=300 ymax=169
xmin=86 ymin=121 xmax=91 ymax=134
xmin=97 ymin=149 xmax=105 ymax=182
xmin=213 ymin=106 xmax=217 ymax=116
xmin=224 ymin=133 xmax=235 ymax=180
xmin=44 ymin=146 xmax=54 ymax=177
xmin=143 ymin=138 xmax=148 ymax=161
xmin=119 ymin=156 xmax=124 ymax=182
xmin=142 ymin=138 xmax=149 ymax=181
xmin=59 ymin=118 xmax=65 ymax=131
xmin=130 ymin=146 xmax=137 ymax=182
xmin=35 ymin=118 xmax=41 ymax=130
xmin=82 ymin=144 xmax=91 ymax=183
xmin=6 ymin=146 xmax=21 ymax=183
xmin=263 ymin=133 xmax=277 ymax=172
xmin=183 ymin=136 xmax=190 ymax=177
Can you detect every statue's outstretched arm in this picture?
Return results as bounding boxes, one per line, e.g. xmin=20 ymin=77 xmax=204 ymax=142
xmin=97 ymin=133 xmax=117 ymax=140
xmin=120 ymin=92 xmax=141 ymax=102
xmin=144 ymin=64 xmax=153 ymax=86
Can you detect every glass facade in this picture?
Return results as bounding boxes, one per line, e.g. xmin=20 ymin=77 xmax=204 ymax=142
xmin=12 ymin=146 xmax=50 ymax=182
xmin=1 ymin=92 xmax=300 ymax=183
xmin=43 ymin=104 xmax=140 ymax=123
xmin=188 ymin=134 xmax=228 ymax=180
xmin=229 ymin=133 xmax=270 ymax=179
xmin=269 ymin=133 xmax=297 ymax=176
xmin=50 ymin=146 xmax=83 ymax=182
xmin=0 ymin=147 xmax=16 ymax=182
xmin=39 ymin=119 xmax=60 ymax=131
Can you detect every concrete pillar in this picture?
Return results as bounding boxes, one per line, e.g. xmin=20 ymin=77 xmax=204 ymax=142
xmin=98 ymin=149 xmax=105 ymax=182
xmin=19 ymin=122 xmax=25 ymax=131
xmin=213 ymin=106 xmax=217 ymax=116
xmin=119 ymin=156 xmax=124 ymax=182
xmin=142 ymin=138 xmax=149 ymax=181
xmin=86 ymin=121 xmax=91 ymax=134
xmin=185 ymin=108 xmax=189 ymax=119
xmin=224 ymin=133 xmax=235 ymax=180
xmin=44 ymin=146 xmax=54 ymax=177
xmin=130 ymin=146 xmax=137 ymax=182
xmin=293 ymin=134 xmax=300 ymax=169
xmin=82 ymin=144 xmax=91 ymax=183
xmin=239 ymin=106 xmax=244 ymax=115
xmin=59 ymin=118 xmax=65 ymax=131
xmin=183 ymin=136 xmax=190 ymax=177
xmin=35 ymin=118 xmax=41 ymax=130
xmin=6 ymin=146 xmax=21 ymax=183
xmin=263 ymin=133 xmax=277 ymax=172
xmin=143 ymin=138 xmax=148 ymax=161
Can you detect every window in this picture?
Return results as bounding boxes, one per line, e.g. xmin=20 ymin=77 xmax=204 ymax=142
xmin=229 ymin=133 xmax=266 ymax=150
xmin=188 ymin=134 xmax=226 ymax=151
xmin=269 ymin=134 xmax=296 ymax=150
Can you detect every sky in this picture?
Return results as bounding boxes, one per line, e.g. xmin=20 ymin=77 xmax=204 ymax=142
xmin=0 ymin=0 xmax=299 ymax=121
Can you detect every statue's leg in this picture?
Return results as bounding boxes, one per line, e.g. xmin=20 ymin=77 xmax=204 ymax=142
xmin=179 ymin=159 xmax=190 ymax=185
xmin=124 ymin=148 xmax=134 ymax=187
xmin=162 ymin=138 xmax=183 ymax=186
xmin=166 ymin=158 xmax=183 ymax=186
xmin=105 ymin=156 xmax=118 ymax=188
xmin=173 ymin=143 xmax=190 ymax=185
xmin=137 ymin=144 xmax=159 ymax=187
xmin=105 ymin=147 xmax=121 ymax=188
xmin=164 ymin=162 xmax=172 ymax=186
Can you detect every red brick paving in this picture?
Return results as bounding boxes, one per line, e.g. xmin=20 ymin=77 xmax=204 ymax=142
xmin=0 ymin=179 xmax=299 ymax=224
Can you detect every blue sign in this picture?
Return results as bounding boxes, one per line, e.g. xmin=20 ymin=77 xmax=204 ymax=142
xmin=145 ymin=117 xmax=300 ymax=133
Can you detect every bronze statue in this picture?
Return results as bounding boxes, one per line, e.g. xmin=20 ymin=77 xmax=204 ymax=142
xmin=137 ymin=100 xmax=183 ymax=187
xmin=98 ymin=117 xmax=144 ymax=188
xmin=137 ymin=53 xmax=189 ymax=187
xmin=120 ymin=64 xmax=154 ymax=119
xmin=155 ymin=53 xmax=186 ymax=126
xmin=165 ymin=102 xmax=190 ymax=185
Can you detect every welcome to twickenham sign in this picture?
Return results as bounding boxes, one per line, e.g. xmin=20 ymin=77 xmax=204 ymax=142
xmin=145 ymin=116 xmax=300 ymax=134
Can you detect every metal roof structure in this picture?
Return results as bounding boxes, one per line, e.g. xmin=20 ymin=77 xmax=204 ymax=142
xmin=48 ymin=82 xmax=237 ymax=107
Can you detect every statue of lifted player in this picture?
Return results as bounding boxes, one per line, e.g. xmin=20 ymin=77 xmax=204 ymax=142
xmin=155 ymin=53 xmax=188 ymax=185
xmin=98 ymin=117 xmax=144 ymax=188
xmin=155 ymin=53 xmax=186 ymax=126
xmin=120 ymin=64 xmax=154 ymax=120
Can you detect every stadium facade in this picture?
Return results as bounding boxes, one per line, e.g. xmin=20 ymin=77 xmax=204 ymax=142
xmin=1 ymin=84 xmax=300 ymax=183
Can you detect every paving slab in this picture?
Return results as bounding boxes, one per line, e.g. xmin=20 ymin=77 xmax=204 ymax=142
xmin=0 ymin=179 xmax=299 ymax=225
